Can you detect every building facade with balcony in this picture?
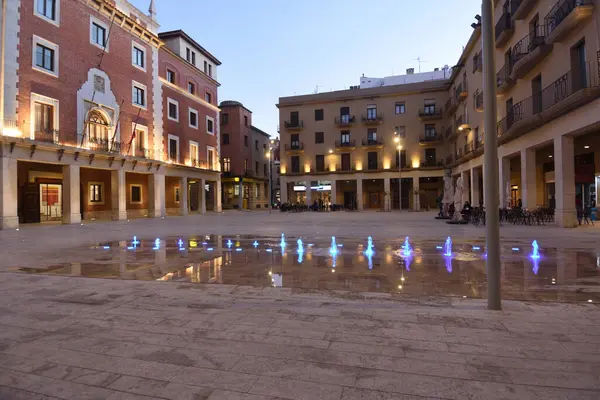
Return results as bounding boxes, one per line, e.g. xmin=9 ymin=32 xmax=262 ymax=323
xmin=219 ymin=101 xmax=271 ymax=210
xmin=0 ymin=0 xmax=222 ymax=229
xmin=278 ymin=0 xmax=600 ymax=225
xmin=277 ymin=81 xmax=450 ymax=211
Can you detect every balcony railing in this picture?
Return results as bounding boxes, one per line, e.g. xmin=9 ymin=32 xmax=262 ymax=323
xmin=284 ymin=143 xmax=304 ymax=151
xmin=545 ymin=0 xmax=595 ymax=41
xmin=334 ymin=115 xmax=355 ymax=125
xmin=76 ymin=135 xmax=121 ymax=153
xmin=421 ymin=160 xmax=444 ymax=168
xmin=496 ymin=63 xmax=514 ymax=92
xmin=335 ymin=139 xmax=356 ymax=148
xmin=335 ymin=164 xmax=356 ymax=172
xmin=495 ymin=12 xmax=514 ymax=46
xmin=511 ymin=0 xmax=537 ymax=20
xmin=445 ymin=155 xmax=455 ymax=166
xmin=284 ymin=120 xmax=304 ymax=129
xmin=497 ymin=96 xmax=535 ymax=137
xmin=456 ymin=148 xmax=463 ymax=159
xmin=464 ymin=141 xmax=475 ymax=155
xmin=418 ymin=108 xmax=443 ymax=118
xmin=361 ymin=138 xmax=383 ymax=147
xmin=474 ymin=90 xmax=484 ymax=111
xmin=444 ymin=125 xmax=453 ymax=139
xmin=473 ymin=51 xmax=483 ymax=73
xmin=361 ymin=114 xmax=383 ymax=124
xmin=33 ymin=129 xmax=60 ymax=144
xmin=366 ymin=162 xmax=380 ymax=171
xmin=511 ymin=25 xmax=551 ymax=75
xmin=455 ymin=115 xmax=464 ymax=129
xmin=419 ymin=133 xmax=442 ymax=143
xmin=455 ymin=81 xmax=468 ymax=101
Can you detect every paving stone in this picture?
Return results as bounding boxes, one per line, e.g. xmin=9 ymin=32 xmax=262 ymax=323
xmin=248 ymin=376 xmax=343 ymax=400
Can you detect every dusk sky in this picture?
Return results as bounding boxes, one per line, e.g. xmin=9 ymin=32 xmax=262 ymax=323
xmin=130 ymin=0 xmax=482 ymax=137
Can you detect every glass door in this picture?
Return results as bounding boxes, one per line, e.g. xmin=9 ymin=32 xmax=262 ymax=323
xmin=39 ymin=183 xmax=62 ymax=222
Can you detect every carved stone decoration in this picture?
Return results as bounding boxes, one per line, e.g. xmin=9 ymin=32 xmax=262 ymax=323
xmin=147 ymin=163 xmax=153 ymax=172
xmin=88 ymin=154 xmax=95 ymax=165
xmin=30 ymin=145 xmax=37 ymax=158
xmin=9 ymin=142 xmax=16 ymax=153
xmin=132 ymin=160 xmax=138 ymax=170
xmin=57 ymin=148 xmax=65 ymax=161
xmin=74 ymin=152 xmax=80 ymax=161
xmin=108 ymin=156 xmax=115 ymax=168
xmin=121 ymin=159 xmax=126 ymax=168
xmin=94 ymin=75 xmax=105 ymax=93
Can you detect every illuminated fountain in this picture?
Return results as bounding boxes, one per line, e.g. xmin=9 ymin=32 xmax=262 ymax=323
xmin=226 ymin=239 xmax=233 ymax=249
xmin=153 ymin=238 xmax=161 ymax=250
xmin=329 ymin=236 xmax=338 ymax=256
xmin=297 ymin=239 xmax=304 ymax=263
xmin=401 ymin=237 xmax=412 ymax=257
xmin=253 ymin=240 xmax=259 ymax=248
xmin=530 ymin=240 xmax=541 ymax=275
xmin=280 ymin=233 xmax=286 ymax=249
xmin=364 ymin=237 xmax=375 ymax=257
xmin=132 ymin=236 xmax=140 ymax=246
xmin=443 ymin=237 xmax=452 ymax=257
xmin=177 ymin=239 xmax=185 ymax=251
xmin=445 ymin=256 xmax=453 ymax=274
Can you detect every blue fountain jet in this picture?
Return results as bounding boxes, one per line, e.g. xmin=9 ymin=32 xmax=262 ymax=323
xmin=226 ymin=239 xmax=233 ymax=249
xmin=280 ymin=233 xmax=286 ymax=249
xmin=153 ymin=238 xmax=161 ymax=250
xmin=445 ymin=256 xmax=453 ymax=274
xmin=401 ymin=237 xmax=412 ymax=257
xmin=253 ymin=240 xmax=260 ymax=248
xmin=443 ymin=237 xmax=452 ymax=257
xmin=297 ymin=239 xmax=304 ymax=254
xmin=364 ymin=237 xmax=375 ymax=257
xmin=132 ymin=236 xmax=140 ymax=246
xmin=530 ymin=240 xmax=540 ymax=259
xmin=329 ymin=236 xmax=338 ymax=256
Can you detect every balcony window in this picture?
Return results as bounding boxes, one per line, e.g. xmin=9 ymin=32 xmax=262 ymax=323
xmin=166 ymin=69 xmax=175 ymax=84
xmin=316 ymin=155 xmax=325 ymax=172
xmin=35 ymin=43 xmax=55 ymax=72
xmin=395 ymin=102 xmax=405 ymax=114
xmin=367 ymin=128 xmax=377 ymax=142
xmin=291 ymin=156 xmax=300 ymax=173
xmin=315 ymin=109 xmax=324 ymax=121
xmin=341 ymin=132 xmax=350 ymax=144
xmin=222 ymin=133 xmax=230 ymax=145
xmin=425 ymin=124 xmax=437 ymax=137
xmin=395 ymin=126 xmax=406 ymax=138
xmin=36 ymin=0 xmax=57 ymax=22
xmin=91 ymin=22 xmax=107 ymax=48
xmin=222 ymin=157 xmax=231 ymax=172
xmin=315 ymin=132 xmax=324 ymax=144
xmin=34 ymin=102 xmax=54 ymax=138
xmin=291 ymin=134 xmax=300 ymax=149
xmin=367 ymin=152 xmax=378 ymax=170
xmin=367 ymin=105 xmax=377 ymax=119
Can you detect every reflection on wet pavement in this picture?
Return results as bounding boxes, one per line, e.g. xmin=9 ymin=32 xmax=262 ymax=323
xmin=15 ymin=235 xmax=600 ymax=303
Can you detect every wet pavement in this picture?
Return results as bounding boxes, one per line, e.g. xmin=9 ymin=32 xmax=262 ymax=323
xmin=15 ymin=234 xmax=600 ymax=303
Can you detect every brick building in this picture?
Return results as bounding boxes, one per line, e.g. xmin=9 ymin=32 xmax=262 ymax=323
xmin=0 ymin=0 xmax=222 ymax=229
xmin=219 ymin=101 xmax=272 ymax=210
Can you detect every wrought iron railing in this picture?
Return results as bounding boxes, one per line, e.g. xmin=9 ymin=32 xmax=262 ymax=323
xmin=473 ymin=51 xmax=483 ymax=73
xmin=545 ymin=0 xmax=593 ymax=36
xmin=496 ymin=62 xmax=512 ymax=87
xmin=335 ymin=139 xmax=356 ymax=148
xmin=361 ymin=138 xmax=383 ymax=146
xmin=419 ymin=108 xmax=443 ymax=117
xmin=474 ymin=89 xmax=484 ymax=110
xmin=334 ymin=115 xmax=355 ymax=125
xmin=511 ymin=25 xmax=548 ymax=65
xmin=361 ymin=114 xmax=384 ymax=123
xmin=495 ymin=12 xmax=513 ymax=41
xmin=284 ymin=143 xmax=304 ymax=151
xmin=420 ymin=133 xmax=442 ymax=142
xmin=335 ymin=164 xmax=356 ymax=172
xmin=284 ymin=120 xmax=304 ymax=129
xmin=34 ymin=129 xmax=60 ymax=144
xmin=496 ymin=96 xmax=534 ymax=137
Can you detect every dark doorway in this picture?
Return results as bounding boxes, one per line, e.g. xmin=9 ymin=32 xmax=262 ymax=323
xmin=21 ymin=183 xmax=41 ymax=223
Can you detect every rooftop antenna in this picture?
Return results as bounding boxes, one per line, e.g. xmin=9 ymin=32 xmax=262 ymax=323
xmin=413 ymin=57 xmax=428 ymax=73
xmin=314 ymin=85 xmax=323 ymax=94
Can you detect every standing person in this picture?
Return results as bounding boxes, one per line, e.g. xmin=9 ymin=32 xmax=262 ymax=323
xmin=436 ymin=193 xmax=443 ymax=217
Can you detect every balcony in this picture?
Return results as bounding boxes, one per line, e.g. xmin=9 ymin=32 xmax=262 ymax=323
xmin=511 ymin=0 xmax=537 ymax=20
xmin=455 ymin=82 xmax=468 ymax=102
xmin=284 ymin=120 xmax=304 ymax=131
xmin=496 ymin=63 xmax=515 ymax=94
xmin=334 ymin=140 xmax=356 ymax=151
xmin=284 ymin=142 xmax=304 ymax=154
xmin=421 ymin=160 xmax=444 ymax=168
xmin=464 ymin=141 xmax=475 ymax=156
xmin=418 ymin=107 xmax=443 ymax=120
xmin=33 ymin=129 xmax=60 ymax=144
xmin=510 ymin=25 xmax=553 ymax=81
xmin=244 ymin=169 xmax=256 ymax=178
xmin=334 ymin=115 xmax=356 ymax=127
xmin=361 ymin=114 xmax=383 ymax=125
xmin=455 ymin=115 xmax=470 ymax=132
xmin=455 ymin=147 xmax=463 ymax=159
xmin=445 ymin=155 xmax=455 ymax=166
xmin=474 ymin=90 xmax=484 ymax=112
xmin=444 ymin=125 xmax=456 ymax=141
xmin=419 ymin=132 xmax=443 ymax=146
xmin=545 ymin=0 xmax=595 ymax=44
xmin=78 ymin=135 xmax=121 ymax=153
xmin=495 ymin=12 xmax=514 ymax=47
xmin=473 ymin=51 xmax=483 ymax=73
xmin=335 ymin=164 xmax=356 ymax=173
xmin=445 ymin=97 xmax=459 ymax=116
xmin=361 ymin=138 xmax=384 ymax=148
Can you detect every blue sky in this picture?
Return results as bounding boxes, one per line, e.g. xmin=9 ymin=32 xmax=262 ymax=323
xmin=130 ymin=0 xmax=482 ymax=137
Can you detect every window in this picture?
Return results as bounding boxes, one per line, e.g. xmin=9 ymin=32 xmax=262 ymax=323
xmin=244 ymin=116 xmax=248 ymax=126
xmin=222 ymin=134 xmax=230 ymax=145
xmin=132 ymin=44 xmax=145 ymax=70
xmin=423 ymin=99 xmax=436 ymax=115
xmin=221 ymin=114 xmax=229 ymax=124
xmin=34 ymin=102 xmax=54 ymax=134
xmin=223 ymin=157 xmax=231 ymax=172
xmin=35 ymin=0 xmax=59 ymax=24
xmin=89 ymin=183 xmax=103 ymax=204
xmin=174 ymin=187 xmax=181 ymax=203
xmin=425 ymin=124 xmax=437 ymax=137
xmin=192 ymin=52 xmax=196 ymax=65
xmin=264 ymin=184 xmax=268 ymax=199
xmin=368 ymin=152 xmax=378 ymax=170
xmin=315 ymin=109 xmax=324 ymax=121
xmin=367 ymin=128 xmax=377 ymax=142
xmin=207 ymin=147 xmax=215 ymax=169
xmin=166 ymin=69 xmax=175 ymax=84
xmin=204 ymin=61 xmax=208 ymax=73
xmin=208 ymin=64 xmax=212 ymax=77
xmin=35 ymin=43 xmax=55 ymax=72
xmin=315 ymin=132 xmax=324 ymax=144
xmin=396 ymin=150 xmax=407 ymax=168
xmin=186 ymin=48 xmax=196 ymax=65
xmin=190 ymin=141 xmax=199 ymax=164
xmin=205 ymin=92 xmax=212 ymax=104
xmin=316 ymin=155 xmax=325 ymax=172
xmin=341 ymin=131 xmax=350 ymax=144
xmin=132 ymin=84 xmax=146 ymax=108
xmin=291 ymin=156 xmax=300 ymax=173
xmin=168 ymin=135 xmax=179 ymax=162
xmin=133 ymin=126 xmax=147 ymax=155
xmin=130 ymin=185 xmax=142 ymax=204
xmin=244 ymin=158 xmax=248 ymax=173
xmin=264 ymin=164 xmax=267 ymax=176
xmin=395 ymin=102 xmax=405 ymax=114
xmin=91 ymin=21 xmax=107 ymax=48
xmin=244 ymin=135 xmax=248 ymax=146
xmin=255 ymin=140 xmax=259 ymax=150
xmin=291 ymin=134 xmax=300 ymax=148
xmin=255 ymin=161 xmax=259 ymax=175
xmin=367 ymin=105 xmax=377 ymax=119
xmin=206 ymin=116 xmax=215 ymax=135
xmin=395 ymin=126 xmax=406 ymax=138
xmin=341 ymin=153 xmax=351 ymax=171
xmin=188 ymin=82 xmax=195 ymax=95
xmin=425 ymin=149 xmax=436 ymax=166
xmin=167 ymin=98 xmax=179 ymax=121
xmin=189 ymin=108 xmax=198 ymax=129
xmin=340 ymin=106 xmax=350 ymax=124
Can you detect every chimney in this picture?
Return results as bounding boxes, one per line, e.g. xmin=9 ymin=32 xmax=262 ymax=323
xmin=406 ymin=68 xmax=414 ymax=75
xmin=434 ymin=68 xmax=439 ymax=71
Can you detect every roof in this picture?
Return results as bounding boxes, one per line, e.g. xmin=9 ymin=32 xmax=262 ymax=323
xmin=278 ymin=79 xmax=448 ymax=107
xmin=250 ymin=125 xmax=271 ymax=139
xmin=219 ymin=100 xmax=253 ymax=114
xmin=159 ymin=30 xmax=222 ymax=65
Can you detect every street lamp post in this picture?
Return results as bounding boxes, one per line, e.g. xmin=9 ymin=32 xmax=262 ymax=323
xmin=482 ymin=0 xmax=501 ymax=310
xmin=267 ymin=142 xmax=274 ymax=215
xmin=394 ymin=136 xmax=402 ymax=212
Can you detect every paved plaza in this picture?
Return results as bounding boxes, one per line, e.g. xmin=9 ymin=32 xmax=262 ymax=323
xmin=0 ymin=211 xmax=599 ymax=399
